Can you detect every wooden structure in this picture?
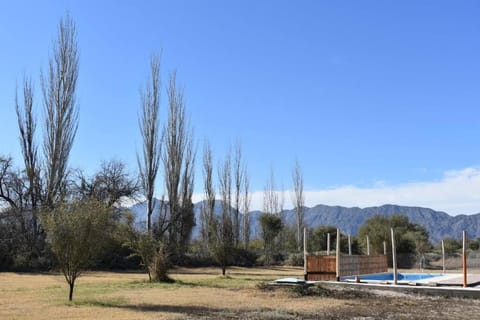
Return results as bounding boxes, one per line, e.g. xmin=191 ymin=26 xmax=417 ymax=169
xmin=305 ymin=254 xmax=388 ymax=281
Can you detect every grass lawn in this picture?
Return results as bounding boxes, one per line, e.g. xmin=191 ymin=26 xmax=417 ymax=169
xmin=1 ymin=266 xmax=480 ymax=319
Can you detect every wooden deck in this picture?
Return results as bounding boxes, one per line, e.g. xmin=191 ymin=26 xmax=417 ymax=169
xmin=426 ymin=274 xmax=480 ymax=287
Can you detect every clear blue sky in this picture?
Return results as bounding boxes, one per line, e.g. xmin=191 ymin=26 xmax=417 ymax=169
xmin=1 ymin=1 xmax=479 ymax=214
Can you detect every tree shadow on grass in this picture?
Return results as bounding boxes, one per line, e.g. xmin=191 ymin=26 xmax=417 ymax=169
xmin=115 ymin=304 xmax=318 ymax=319
xmin=83 ymin=301 xmax=329 ymax=319
xmin=113 ymin=303 xmax=221 ymax=316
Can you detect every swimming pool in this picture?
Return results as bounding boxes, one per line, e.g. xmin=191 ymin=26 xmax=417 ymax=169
xmin=342 ymin=272 xmax=443 ymax=284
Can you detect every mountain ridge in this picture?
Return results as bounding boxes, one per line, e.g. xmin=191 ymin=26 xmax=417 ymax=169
xmin=126 ymin=200 xmax=480 ymax=244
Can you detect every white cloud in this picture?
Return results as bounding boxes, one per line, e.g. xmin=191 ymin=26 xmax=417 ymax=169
xmin=197 ymin=167 xmax=480 ymax=216
xmin=301 ymin=167 xmax=480 ymax=215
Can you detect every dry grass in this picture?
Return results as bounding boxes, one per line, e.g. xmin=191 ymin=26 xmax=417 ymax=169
xmin=2 ymin=266 xmax=480 ymax=319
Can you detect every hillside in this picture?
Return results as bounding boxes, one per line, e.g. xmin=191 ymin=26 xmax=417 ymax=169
xmin=295 ymin=204 xmax=480 ymax=244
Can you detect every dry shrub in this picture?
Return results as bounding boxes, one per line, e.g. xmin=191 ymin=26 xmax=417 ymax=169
xmin=149 ymin=244 xmax=174 ymax=283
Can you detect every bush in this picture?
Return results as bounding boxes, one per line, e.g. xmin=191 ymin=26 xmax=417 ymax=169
xmin=172 ymin=252 xmax=217 ymax=267
xmin=94 ymin=238 xmax=140 ymax=270
xmin=257 ymin=252 xmax=285 ymax=266
xmin=285 ymin=252 xmax=304 ymax=266
xmin=232 ymin=247 xmax=258 ymax=267
xmin=150 ymin=244 xmax=173 ymax=282
xmin=393 ymin=253 xmax=416 ymax=269
xmin=255 ymin=281 xmax=272 ymax=291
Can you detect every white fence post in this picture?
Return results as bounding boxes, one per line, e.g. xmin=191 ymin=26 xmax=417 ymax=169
xmin=391 ymin=228 xmax=397 ymax=285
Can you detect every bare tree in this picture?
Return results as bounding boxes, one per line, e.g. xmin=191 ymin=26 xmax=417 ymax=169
xmin=0 ymin=157 xmax=42 ymax=269
xmin=0 ymin=157 xmax=20 ymax=210
xmin=137 ymin=55 xmax=161 ymax=232
xmin=242 ymin=167 xmax=251 ymax=249
xmin=75 ymin=159 xmax=138 ymax=207
xmin=16 ymin=76 xmax=41 ymax=235
xmin=214 ymin=152 xmax=233 ymax=276
xmin=263 ymin=167 xmax=279 ymax=216
xmin=232 ymin=142 xmax=243 ymax=247
xmin=201 ymin=141 xmax=216 ymax=248
xmin=279 ymin=183 xmax=285 ymax=221
xmin=0 ymin=158 xmax=33 ymax=244
xmin=42 ymin=14 xmax=79 ymax=208
xmin=219 ymin=152 xmax=232 ymax=234
xmin=261 ymin=167 xmax=284 ymax=264
xmin=0 ymin=162 xmax=29 ymax=214
xmin=278 ymin=182 xmax=286 ymax=253
xmin=292 ymin=160 xmax=305 ymax=252
xmin=178 ymin=136 xmax=195 ymax=253
xmin=162 ymin=71 xmax=195 ymax=255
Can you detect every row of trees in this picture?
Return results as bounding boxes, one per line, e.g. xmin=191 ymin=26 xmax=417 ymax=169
xmin=0 ymin=14 xmax=309 ymax=299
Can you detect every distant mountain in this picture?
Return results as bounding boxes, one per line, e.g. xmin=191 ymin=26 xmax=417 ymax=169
xmin=126 ymin=200 xmax=480 ymax=244
xmin=295 ymin=204 xmax=480 ymax=244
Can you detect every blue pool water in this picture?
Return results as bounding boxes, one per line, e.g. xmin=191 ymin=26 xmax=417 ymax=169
xmin=343 ymin=272 xmax=442 ymax=282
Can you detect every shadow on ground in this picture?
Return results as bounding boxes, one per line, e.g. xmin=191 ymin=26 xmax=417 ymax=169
xmin=116 ymin=303 xmax=216 ymax=315
xmin=109 ymin=303 xmax=321 ymax=319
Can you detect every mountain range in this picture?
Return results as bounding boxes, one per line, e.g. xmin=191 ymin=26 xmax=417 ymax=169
xmin=126 ymin=200 xmax=480 ymax=244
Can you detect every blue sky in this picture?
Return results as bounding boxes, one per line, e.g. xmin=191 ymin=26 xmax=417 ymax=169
xmin=1 ymin=1 xmax=479 ymax=214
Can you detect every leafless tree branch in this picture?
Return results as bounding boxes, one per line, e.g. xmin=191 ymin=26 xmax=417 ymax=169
xmin=137 ymin=54 xmax=161 ymax=232
xmin=41 ymin=14 xmax=79 ymax=208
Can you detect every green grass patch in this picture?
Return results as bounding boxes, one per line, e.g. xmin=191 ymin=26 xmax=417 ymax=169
xmin=49 ymin=272 xmax=276 ymax=304
xmin=175 ymin=276 xmax=274 ymax=289
xmin=68 ymin=296 xmax=128 ymax=308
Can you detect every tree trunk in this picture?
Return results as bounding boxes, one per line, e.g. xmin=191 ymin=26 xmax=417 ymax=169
xmin=297 ymin=222 xmax=301 ymax=252
xmin=69 ymin=281 xmax=74 ymax=301
xmin=147 ymin=267 xmax=152 ymax=282
xmin=147 ymin=197 xmax=152 ymax=232
xmin=222 ymin=266 xmax=226 ymax=276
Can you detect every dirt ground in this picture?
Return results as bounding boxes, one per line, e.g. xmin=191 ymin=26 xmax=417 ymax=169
xmin=1 ymin=267 xmax=480 ymax=319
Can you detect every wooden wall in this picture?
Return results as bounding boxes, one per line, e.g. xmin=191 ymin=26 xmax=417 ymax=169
xmin=306 ymin=255 xmax=388 ymax=281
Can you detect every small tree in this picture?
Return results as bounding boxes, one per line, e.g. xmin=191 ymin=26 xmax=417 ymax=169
xmin=42 ymin=199 xmax=112 ymax=301
xmin=126 ymin=232 xmax=157 ymax=281
xmin=126 ymin=232 xmax=172 ymax=282
xmin=308 ymin=225 xmax=338 ymax=252
xmin=468 ymin=238 xmax=480 ymax=251
xmin=358 ymin=214 xmax=431 ymax=267
xmin=259 ymin=213 xmax=283 ymax=265
xmin=122 ymin=218 xmax=173 ymax=282
xmin=211 ymin=218 xmax=232 ymax=276
xmin=442 ymin=237 xmax=462 ymax=255
xmin=260 ymin=168 xmax=284 ymax=265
